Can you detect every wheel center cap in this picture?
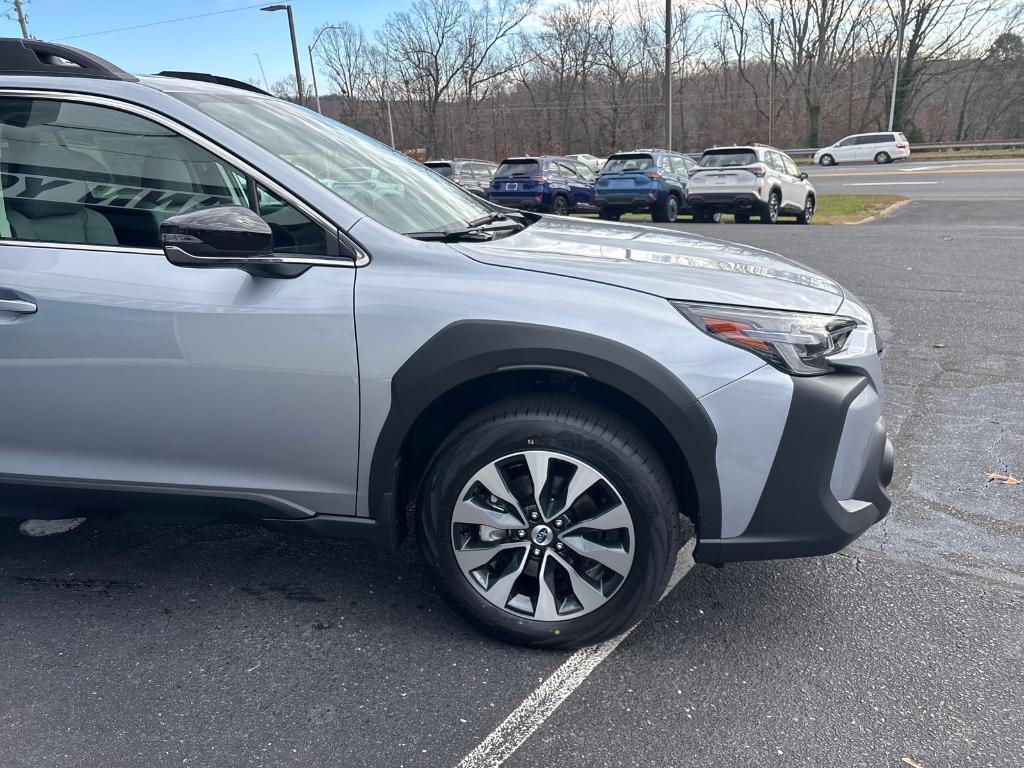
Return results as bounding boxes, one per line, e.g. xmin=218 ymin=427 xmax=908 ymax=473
xmin=530 ymin=525 xmax=553 ymax=546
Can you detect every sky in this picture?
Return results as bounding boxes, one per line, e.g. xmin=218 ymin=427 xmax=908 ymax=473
xmin=1 ymin=0 xmax=412 ymax=87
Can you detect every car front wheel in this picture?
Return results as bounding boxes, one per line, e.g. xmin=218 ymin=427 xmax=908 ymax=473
xmin=797 ymin=195 xmax=815 ymax=224
xmin=417 ymin=395 xmax=682 ymax=649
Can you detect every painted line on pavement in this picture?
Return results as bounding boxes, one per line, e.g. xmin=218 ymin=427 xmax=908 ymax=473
xmin=843 ymin=181 xmax=939 ymax=187
xmin=455 ymin=539 xmax=697 ymax=768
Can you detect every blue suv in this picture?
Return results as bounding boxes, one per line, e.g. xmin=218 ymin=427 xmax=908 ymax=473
xmin=595 ymin=149 xmax=718 ymax=223
xmin=488 ymin=156 xmax=596 ymax=215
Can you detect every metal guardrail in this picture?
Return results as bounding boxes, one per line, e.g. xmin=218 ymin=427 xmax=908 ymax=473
xmin=782 ymin=139 xmax=1024 ymax=158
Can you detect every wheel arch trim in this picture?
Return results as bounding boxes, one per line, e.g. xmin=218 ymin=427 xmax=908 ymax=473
xmin=365 ymin=320 xmax=722 ymax=547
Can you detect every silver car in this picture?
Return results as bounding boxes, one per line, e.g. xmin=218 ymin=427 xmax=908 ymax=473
xmin=687 ymin=145 xmax=817 ymax=224
xmin=0 ymin=39 xmax=892 ymax=648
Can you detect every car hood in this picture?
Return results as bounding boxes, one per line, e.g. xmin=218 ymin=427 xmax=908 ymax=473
xmin=453 ymin=217 xmax=845 ymax=314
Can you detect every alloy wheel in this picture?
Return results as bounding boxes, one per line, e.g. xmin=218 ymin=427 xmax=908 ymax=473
xmin=450 ymin=450 xmax=635 ymax=621
xmin=552 ymin=197 xmax=569 ymax=215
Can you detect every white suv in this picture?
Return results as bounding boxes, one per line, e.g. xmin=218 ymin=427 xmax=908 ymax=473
xmin=814 ymin=132 xmax=911 ymax=166
xmin=686 ymin=145 xmax=816 ymax=224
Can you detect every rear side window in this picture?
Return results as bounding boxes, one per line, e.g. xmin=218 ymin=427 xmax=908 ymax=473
xmin=0 ymin=96 xmax=325 ymax=254
xmin=601 ymin=154 xmax=654 ymax=173
xmin=495 ymin=159 xmax=540 ymax=177
xmin=855 ymin=134 xmax=888 ymax=145
xmin=700 ymin=150 xmax=758 ymax=167
xmin=573 ymin=163 xmax=595 ymax=182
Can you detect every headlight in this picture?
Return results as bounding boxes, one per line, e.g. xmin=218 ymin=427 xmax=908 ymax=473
xmin=672 ymin=301 xmax=858 ymax=376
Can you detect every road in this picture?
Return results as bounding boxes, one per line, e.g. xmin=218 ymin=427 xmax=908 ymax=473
xmin=802 ymin=157 xmax=1024 ymax=199
xmin=1 ymin=200 xmax=1022 ymax=768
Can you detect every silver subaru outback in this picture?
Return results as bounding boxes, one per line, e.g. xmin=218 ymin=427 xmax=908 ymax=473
xmin=0 ymin=39 xmax=892 ymax=648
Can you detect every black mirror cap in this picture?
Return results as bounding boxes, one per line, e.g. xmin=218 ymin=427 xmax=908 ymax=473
xmin=161 ymin=205 xmax=273 ymax=262
xmin=799 ymin=172 xmax=809 ymax=180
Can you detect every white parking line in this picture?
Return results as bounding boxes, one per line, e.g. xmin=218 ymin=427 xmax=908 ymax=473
xmin=842 ymin=181 xmax=940 ymax=186
xmin=455 ymin=539 xmax=697 ymax=768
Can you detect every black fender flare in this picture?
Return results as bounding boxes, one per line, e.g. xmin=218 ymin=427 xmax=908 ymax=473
xmin=367 ymin=320 xmax=722 ymax=540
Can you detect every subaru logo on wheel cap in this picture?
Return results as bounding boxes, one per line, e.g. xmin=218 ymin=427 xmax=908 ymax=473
xmin=531 ymin=525 xmax=552 ymax=546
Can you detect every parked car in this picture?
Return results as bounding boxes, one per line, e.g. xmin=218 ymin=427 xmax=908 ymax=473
xmin=686 ymin=145 xmax=816 ymax=224
xmin=488 ymin=156 xmax=596 ymax=214
xmin=423 ymin=158 xmax=498 ymax=197
xmin=814 ymin=132 xmax=911 ymax=166
xmin=564 ymin=153 xmax=605 ymax=173
xmin=0 ymin=39 xmax=892 ymax=649
xmin=595 ymin=149 xmax=717 ymax=223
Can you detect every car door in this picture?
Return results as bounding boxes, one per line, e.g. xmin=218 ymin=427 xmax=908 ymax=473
xmin=834 ymin=136 xmax=857 ymax=162
xmin=780 ymin=153 xmax=809 ymax=209
xmin=766 ymin=151 xmax=795 ymax=209
xmin=0 ymin=93 xmax=360 ymax=519
xmin=852 ymin=135 xmax=878 ymax=162
xmin=553 ymin=161 xmax=582 ymax=209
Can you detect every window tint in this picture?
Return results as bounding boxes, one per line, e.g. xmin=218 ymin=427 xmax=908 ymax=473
xmin=0 ymin=97 xmax=248 ymax=248
xmin=669 ymin=156 xmax=688 ymax=173
xmin=699 ymin=150 xmax=758 ymax=167
xmin=495 ymin=159 xmax=539 ymax=177
xmin=855 ymin=135 xmax=881 ymax=145
xmin=766 ymin=152 xmax=786 ymax=172
xmin=782 ymin=154 xmax=801 ymax=177
xmin=425 ymin=162 xmax=453 ymax=177
xmin=601 ymin=154 xmax=654 ymax=173
xmin=574 ymin=163 xmax=596 ymax=182
xmin=0 ymin=96 xmax=327 ymax=255
xmin=256 ymin=185 xmax=327 ymax=255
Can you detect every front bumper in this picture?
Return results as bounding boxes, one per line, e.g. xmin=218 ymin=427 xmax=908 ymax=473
xmin=695 ymin=371 xmax=893 ymax=563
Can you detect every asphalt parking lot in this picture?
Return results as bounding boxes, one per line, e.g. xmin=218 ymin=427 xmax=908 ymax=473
xmin=2 ymin=198 xmax=1022 ymax=768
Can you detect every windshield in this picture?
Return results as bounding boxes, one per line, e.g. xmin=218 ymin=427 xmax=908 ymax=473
xmin=699 ymin=150 xmax=758 ymax=167
xmin=172 ymin=91 xmax=490 ymax=236
xmin=495 ymin=159 xmax=540 ymax=177
xmin=602 ymin=154 xmax=653 ymax=173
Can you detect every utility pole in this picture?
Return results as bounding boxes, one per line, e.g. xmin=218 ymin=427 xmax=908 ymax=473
xmin=307 ymin=25 xmax=342 ymax=114
xmin=261 ymin=4 xmax=304 ymax=106
xmin=768 ymin=18 xmax=776 ymax=146
xmin=11 ymin=0 xmax=30 ymax=38
xmin=664 ymin=0 xmax=672 ymax=150
xmin=888 ymin=0 xmax=906 ymax=132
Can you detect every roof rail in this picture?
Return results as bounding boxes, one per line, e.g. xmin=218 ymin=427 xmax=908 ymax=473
xmin=0 ymin=38 xmax=136 ymax=82
xmin=156 ymin=71 xmax=271 ymax=96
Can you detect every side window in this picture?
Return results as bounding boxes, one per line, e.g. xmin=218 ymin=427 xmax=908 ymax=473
xmin=658 ymin=155 xmax=674 ymax=171
xmin=0 ymin=97 xmax=247 ymax=248
xmin=855 ymin=135 xmax=879 ymax=145
xmin=556 ymin=162 xmax=578 ymax=178
xmin=461 ymin=164 xmax=478 ymax=181
xmin=682 ymin=156 xmax=698 ymax=172
xmin=256 ymin=185 xmax=327 ymax=255
xmin=766 ymin=152 xmax=786 ymax=172
xmin=0 ymin=96 xmax=327 ymax=255
xmin=575 ymin=163 xmax=596 ymax=182
xmin=782 ymin=155 xmax=801 ymax=177
xmin=837 ymin=136 xmax=855 ymax=147
xmin=669 ymin=156 xmax=688 ymax=173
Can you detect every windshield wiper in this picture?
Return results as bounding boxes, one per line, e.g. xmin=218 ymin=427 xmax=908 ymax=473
xmin=405 ymin=212 xmax=526 ymax=242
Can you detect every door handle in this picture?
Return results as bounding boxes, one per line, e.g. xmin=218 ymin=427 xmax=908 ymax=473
xmin=0 ymin=298 xmax=36 ymax=313
xmin=0 ymin=288 xmax=37 ymax=314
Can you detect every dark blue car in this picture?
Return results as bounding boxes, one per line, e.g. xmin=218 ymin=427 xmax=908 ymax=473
xmin=595 ymin=149 xmax=720 ymax=223
xmin=488 ymin=156 xmax=596 ymax=215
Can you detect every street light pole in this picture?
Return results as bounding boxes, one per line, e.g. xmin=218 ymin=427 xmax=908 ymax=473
xmin=307 ymin=25 xmax=344 ymax=115
xmin=664 ymin=0 xmax=672 ymax=150
xmin=887 ymin=1 xmax=906 ymax=132
xmin=768 ymin=18 xmax=776 ymax=146
xmin=261 ymin=4 xmax=304 ymax=106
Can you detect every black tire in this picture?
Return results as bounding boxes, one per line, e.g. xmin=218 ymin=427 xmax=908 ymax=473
xmin=551 ymin=195 xmax=570 ymax=215
xmin=760 ymin=191 xmax=780 ymax=224
xmin=796 ymin=194 xmax=815 ymax=225
xmin=819 ymin=154 xmax=835 ymax=166
xmin=652 ymin=194 xmax=679 ymax=223
xmin=874 ymin=151 xmax=891 ymax=164
xmin=598 ymin=207 xmax=621 ymax=221
xmin=417 ymin=394 xmax=682 ymax=649
xmin=734 ymin=212 xmax=751 ymax=224
xmin=689 ymin=205 xmax=707 ymax=222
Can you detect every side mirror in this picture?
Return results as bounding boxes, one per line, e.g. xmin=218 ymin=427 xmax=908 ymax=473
xmin=799 ymin=172 xmax=809 ymax=180
xmin=161 ymin=205 xmax=309 ymax=279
